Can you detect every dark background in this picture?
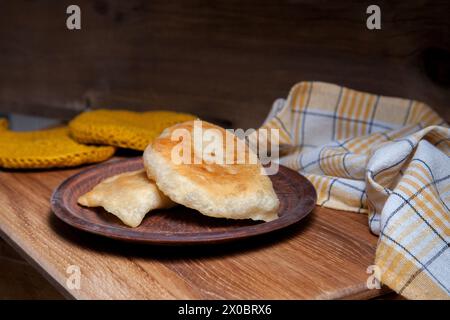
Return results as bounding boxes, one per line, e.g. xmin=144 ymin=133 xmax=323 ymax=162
xmin=0 ymin=0 xmax=449 ymax=128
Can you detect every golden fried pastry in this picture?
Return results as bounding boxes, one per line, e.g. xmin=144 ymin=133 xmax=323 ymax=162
xmin=143 ymin=120 xmax=279 ymax=222
xmin=78 ymin=169 xmax=175 ymax=227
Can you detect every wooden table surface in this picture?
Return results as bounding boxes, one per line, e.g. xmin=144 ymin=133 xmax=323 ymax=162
xmin=0 ymin=157 xmax=390 ymax=299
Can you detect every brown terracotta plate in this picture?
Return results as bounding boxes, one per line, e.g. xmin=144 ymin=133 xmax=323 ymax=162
xmin=51 ymin=157 xmax=316 ymax=245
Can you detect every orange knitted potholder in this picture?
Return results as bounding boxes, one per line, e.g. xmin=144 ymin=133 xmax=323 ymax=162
xmin=69 ymin=110 xmax=196 ymax=151
xmin=0 ymin=124 xmax=115 ymax=169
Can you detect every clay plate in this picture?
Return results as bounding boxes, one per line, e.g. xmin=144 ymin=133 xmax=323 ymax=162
xmin=51 ymin=157 xmax=316 ymax=244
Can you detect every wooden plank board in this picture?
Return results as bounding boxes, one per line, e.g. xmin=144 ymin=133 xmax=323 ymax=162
xmin=0 ymin=158 xmax=389 ymax=299
xmin=0 ymin=0 xmax=449 ymax=127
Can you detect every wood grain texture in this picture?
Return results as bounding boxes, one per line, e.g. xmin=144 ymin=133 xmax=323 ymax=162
xmin=0 ymin=0 xmax=448 ymax=126
xmin=0 ymin=156 xmax=388 ymax=299
xmin=51 ymin=158 xmax=316 ymax=244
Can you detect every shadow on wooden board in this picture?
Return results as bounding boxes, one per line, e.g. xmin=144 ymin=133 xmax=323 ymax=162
xmin=0 ymin=240 xmax=63 ymax=299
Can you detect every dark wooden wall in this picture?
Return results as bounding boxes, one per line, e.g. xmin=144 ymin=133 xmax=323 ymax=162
xmin=0 ymin=0 xmax=449 ymax=128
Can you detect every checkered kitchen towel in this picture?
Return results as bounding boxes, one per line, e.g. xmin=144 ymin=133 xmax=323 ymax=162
xmin=261 ymin=81 xmax=449 ymax=299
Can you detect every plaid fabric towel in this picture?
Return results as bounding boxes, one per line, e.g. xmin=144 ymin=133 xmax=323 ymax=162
xmin=261 ymin=81 xmax=449 ymax=299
